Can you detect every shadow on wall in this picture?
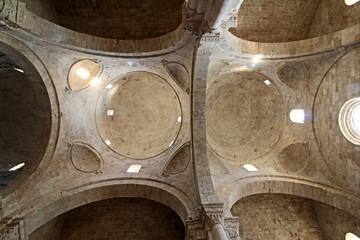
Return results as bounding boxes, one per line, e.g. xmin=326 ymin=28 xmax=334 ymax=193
xmin=22 ymin=0 xmax=184 ymax=40
xmin=29 ymin=198 xmax=185 ymax=240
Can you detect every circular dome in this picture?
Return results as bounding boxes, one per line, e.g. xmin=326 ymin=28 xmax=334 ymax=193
xmin=339 ymin=97 xmax=360 ymax=145
xmin=96 ymin=72 xmax=181 ymax=159
xmin=206 ymin=71 xmax=284 ymax=162
xmin=68 ymin=60 xmax=101 ymax=91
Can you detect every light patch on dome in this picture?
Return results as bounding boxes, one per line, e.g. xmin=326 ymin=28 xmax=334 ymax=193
xmin=290 ymin=109 xmax=305 ymax=123
xmin=243 ymin=164 xmax=258 ymax=172
xmin=127 ymin=165 xmax=141 ymax=173
xmin=76 ymin=67 xmax=90 ymax=79
xmin=252 ymin=54 xmax=263 ymax=63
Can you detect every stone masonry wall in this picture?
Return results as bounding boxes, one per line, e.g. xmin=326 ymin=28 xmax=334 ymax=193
xmin=30 ymin=198 xmax=184 ymax=240
xmin=28 ymin=215 xmax=65 ymax=240
xmin=308 ymin=0 xmax=360 ymax=38
xmin=231 ymin=194 xmax=324 ymax=240
xmin=22 ymin=0 xmax=58 ymax=23
xmin=230 ymin=0 xmax=320 ymax=42
xmin=313 ymin=201 xmax=360 ymax=240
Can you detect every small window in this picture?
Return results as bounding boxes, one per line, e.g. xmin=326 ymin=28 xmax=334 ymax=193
xmin=290 ymin=109 xmax=305 ymax=123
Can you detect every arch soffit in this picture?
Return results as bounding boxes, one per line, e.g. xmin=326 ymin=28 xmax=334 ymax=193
xmin=222 ymin=177 xmax=360 ymax=218
xmin=24 ymin=181 xmax=196 ymax=235
xmin=225 ymin=24 xmax=360 ymax=58
xmin=6 ymin=2 xmax=187 ymax=54
xmin=0 ymin=32 xmax=59 ymax=197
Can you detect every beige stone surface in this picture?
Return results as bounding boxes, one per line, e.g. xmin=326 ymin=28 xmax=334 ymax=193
xmin=165 ymin=62 xmax=190 ymax=93
xmin=96 ymin=72 xmax=182 ymax=159
xmin=314 ymin=47 xmax=360 ymax=189
xmin=230 ymin=0 xmax=320 ymax=42
xmin=231 ymin=194 xmax=324 ymax=240
xmin=206 ymin=71 xmax=284 ymax=162
xmin=70 ymin=142 xmax=102 ymax=173
xmin=0 ymin=0 xmax=360 ymax=239
xmin=30 ymin=198 xmax=184 ymax=240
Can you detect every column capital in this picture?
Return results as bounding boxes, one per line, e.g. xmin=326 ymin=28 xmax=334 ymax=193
xmin=201 ymin=203 xmax=225 ymax=229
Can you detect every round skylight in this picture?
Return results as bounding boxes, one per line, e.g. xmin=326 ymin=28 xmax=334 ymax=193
xmin=339 ymin=97 xmax=360 ymax=145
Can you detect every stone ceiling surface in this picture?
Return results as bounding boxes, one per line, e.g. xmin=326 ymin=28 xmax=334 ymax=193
xmin=96 ymin=72 xmax=182 ymax=159
xmin=206 ymin=71 xmax=284 ymax=163
xmin=0 ymin=0 xmax=360 ymax=239
xmin=23 ymin=0 xmax=184 ymax=40
xmin=229 ymin=0 xmax=360 ymax=42
xmin=229 ymin=0 xmax=320 ymax=42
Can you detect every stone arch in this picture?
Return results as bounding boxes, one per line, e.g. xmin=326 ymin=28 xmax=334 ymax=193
xmin=24 ymin=181 xmax=197 ymax=236
xmin=0 ymin=32 xmax=59 ymax=197
xmin=1 ymin=0 xmax=188 ymax=54
xmin=226 ymin=24 xmax=360 ymax=58
xmin=221 ymin=177 xmax=360 ymax=218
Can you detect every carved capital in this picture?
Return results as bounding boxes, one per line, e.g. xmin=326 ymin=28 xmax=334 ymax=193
xmin=200 ymin=32 xmax=220 ymax=43
xmin=224 ymin=217 xmax=240 ymax=240
xmin=0 ymin=0 xmax=18 ymax=22
xmin=0 ymin=222 xmax=22 ymax=240
xmin=226 ymin=10 xmax=238 ymax=29
xmin=0 ymin=0 xmax=5 ymax=13
xmin=201 ymin=203 xmax=224 ymax=229
xmin=183 ymin=20 xmax=201 ymax=36
xmin=0 ymin=219 xmax=25 ymax=240
xmin=0 ymin=18 xmax=19 ymax=31
xmin=0 ymin=0 xmax=24 ymax=28
xmin=186 ymin=219 xmax=207 ymax=240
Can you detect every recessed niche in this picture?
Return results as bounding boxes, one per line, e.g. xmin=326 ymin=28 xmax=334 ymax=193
xmin=164 ymin=62 xmax=190 ymax=93
xmin=68 ymin=60 xmax=101 ymax=91
xmin=164 ymin=143 xmax=190 ymax=174
xmin=70 ymin=142 xmax=102 ymax=173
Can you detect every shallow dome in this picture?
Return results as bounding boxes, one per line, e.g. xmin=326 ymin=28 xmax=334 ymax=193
xmin=206 ymin=71 xmax=284 ymax=162
xmin=96 ymin=72 xmax=181 ymax=159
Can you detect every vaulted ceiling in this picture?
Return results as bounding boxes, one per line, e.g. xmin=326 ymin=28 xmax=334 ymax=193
xmin=0 ymin=0 xmax=360 ymax=239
